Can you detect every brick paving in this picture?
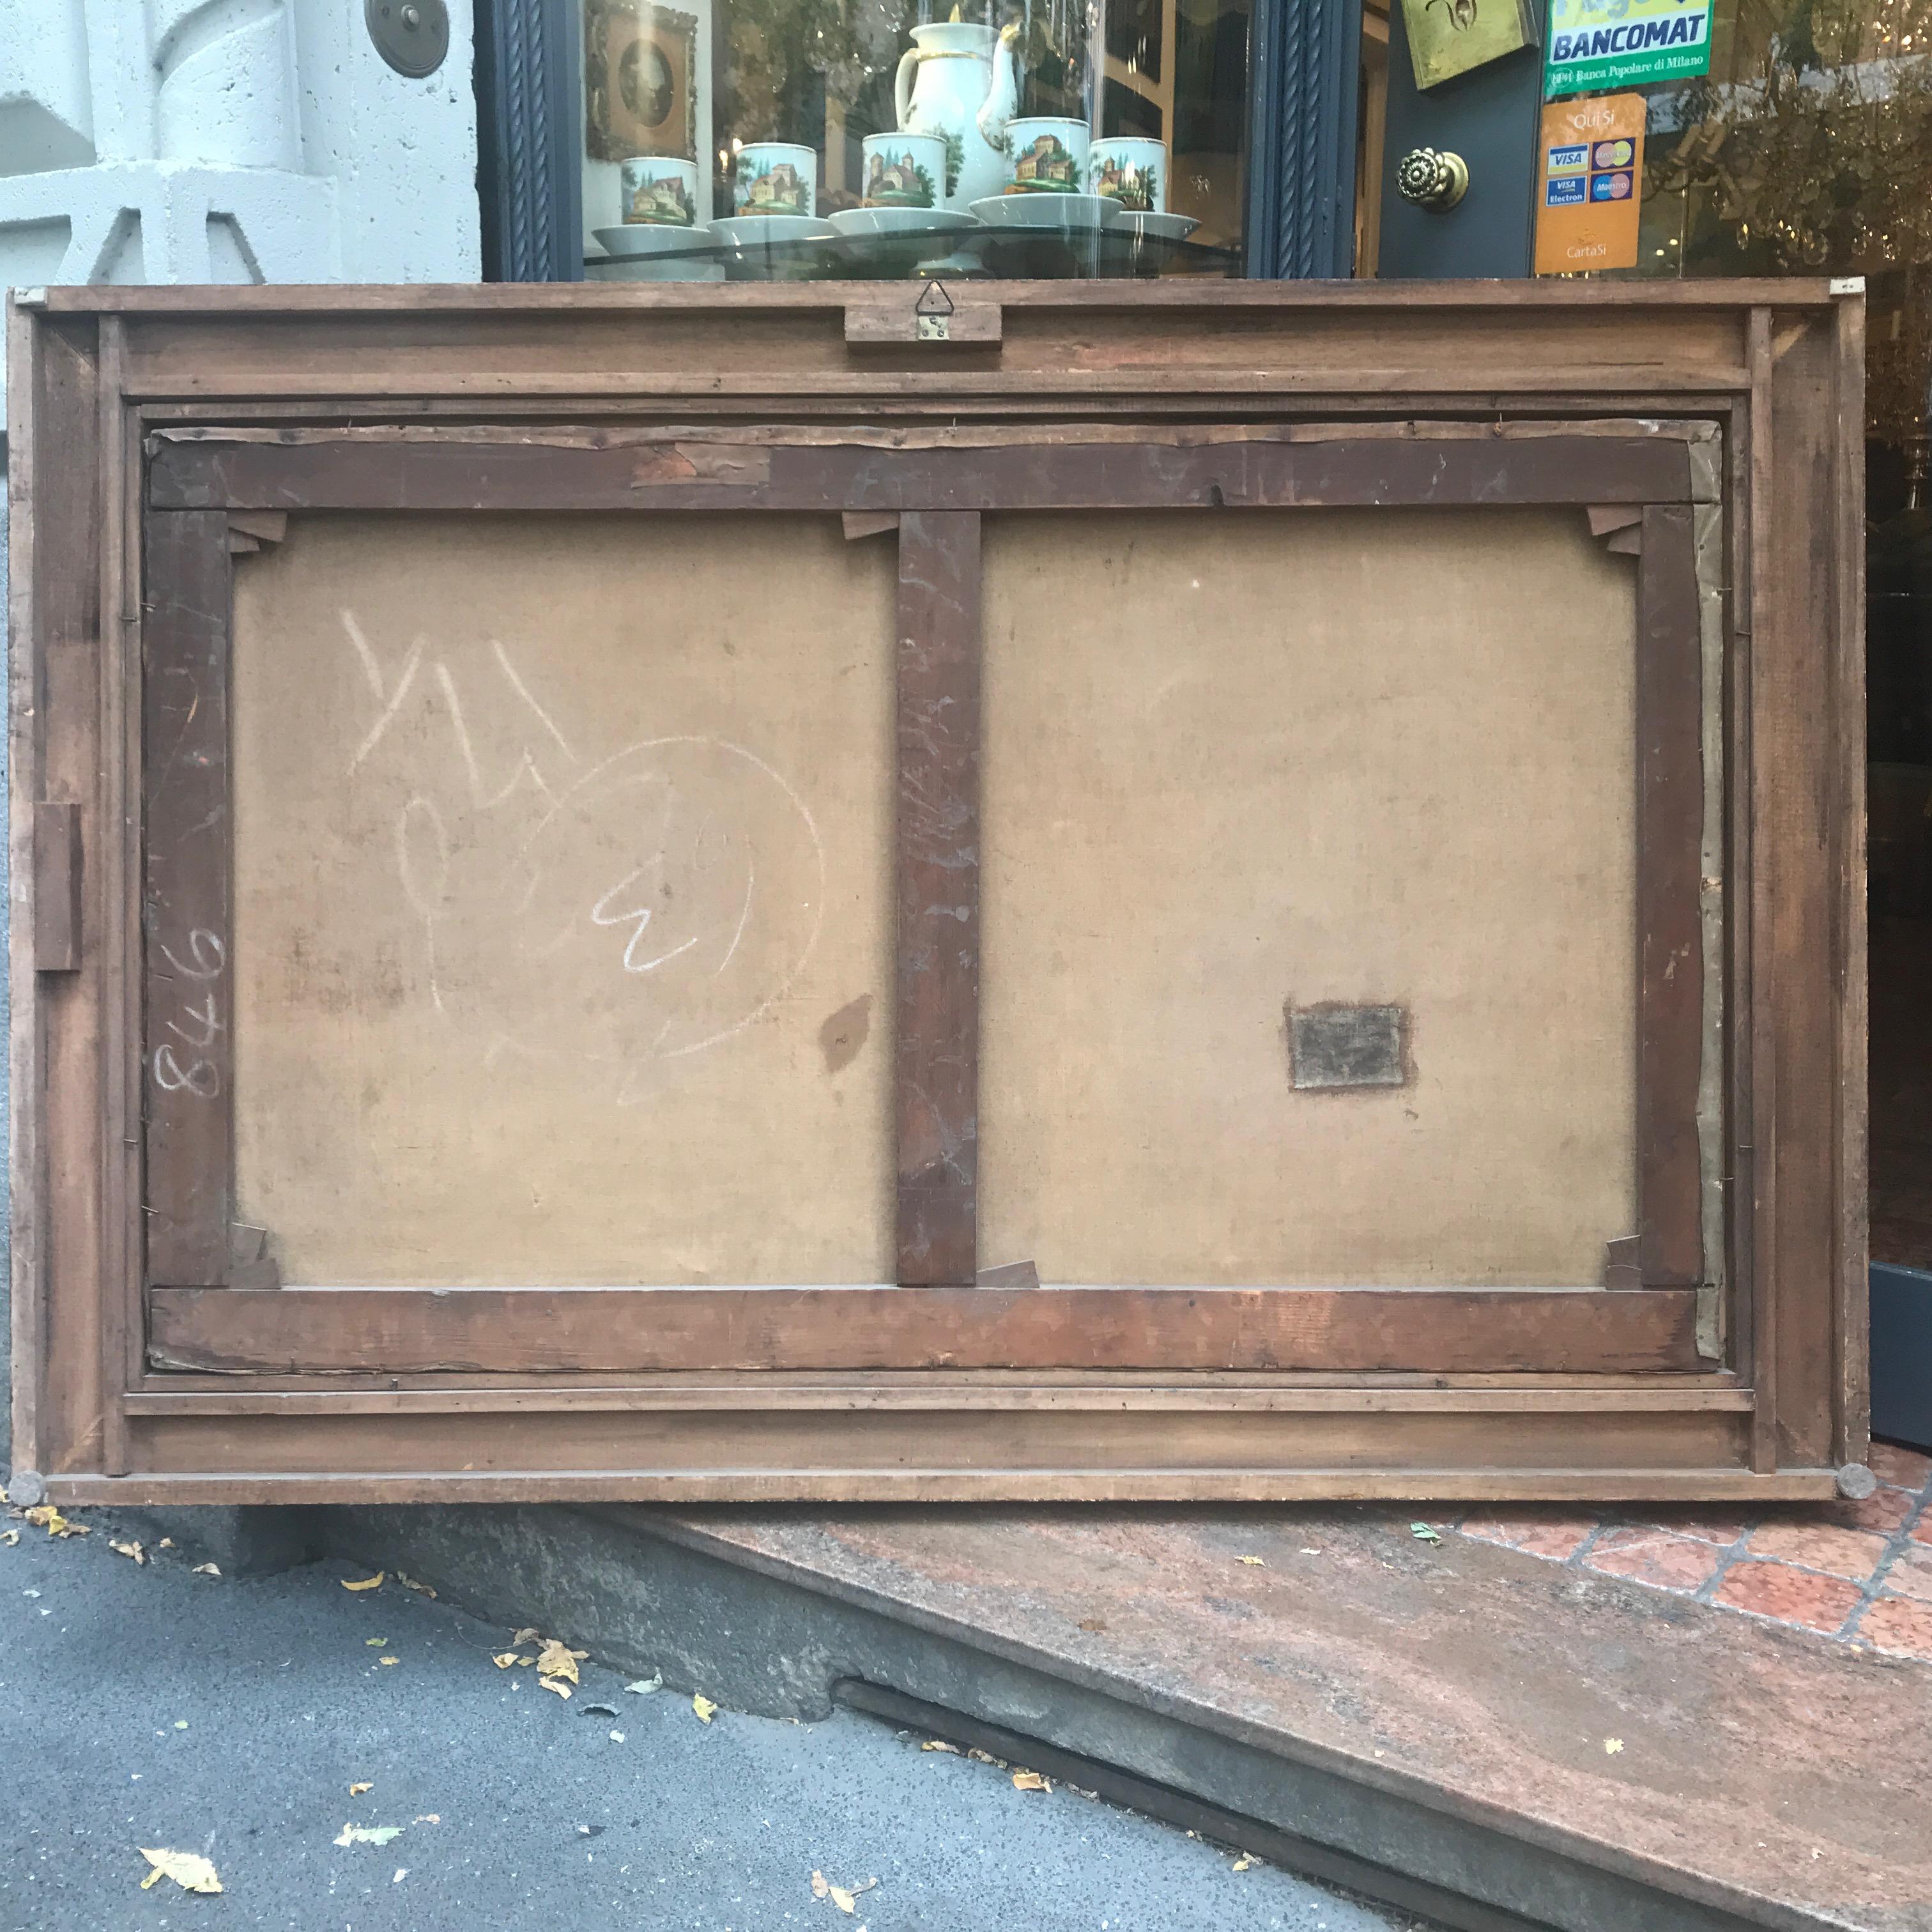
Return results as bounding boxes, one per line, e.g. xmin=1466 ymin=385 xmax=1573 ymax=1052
xmin=1449 ymin=1438 xmax=1932 ymax=1660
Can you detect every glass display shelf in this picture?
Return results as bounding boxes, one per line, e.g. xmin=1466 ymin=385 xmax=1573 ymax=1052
xmin=586 ymin=211 xmax=1239 ymax=281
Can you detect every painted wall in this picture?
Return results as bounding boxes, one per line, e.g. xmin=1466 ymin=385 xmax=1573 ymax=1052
xmin=1 ymin=0 xmax=486 ymax=1467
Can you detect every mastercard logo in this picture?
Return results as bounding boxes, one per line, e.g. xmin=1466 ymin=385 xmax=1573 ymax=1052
xmin=1591 ymin=139 xmax=1635 ymax=168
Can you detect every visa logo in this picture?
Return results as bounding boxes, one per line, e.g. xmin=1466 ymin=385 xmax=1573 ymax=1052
xmin=1545 ymin=176 xmax=1587 ymax=206
xmin=1546 ymin=144 xmax=1588 ymax=172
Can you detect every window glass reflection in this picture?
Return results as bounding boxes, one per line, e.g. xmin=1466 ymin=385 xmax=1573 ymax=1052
xmin=578 ymin=0 xmax=1251 ymax=279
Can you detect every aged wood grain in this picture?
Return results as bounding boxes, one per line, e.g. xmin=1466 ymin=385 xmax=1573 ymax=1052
xmin=1761 ymin=311 xmax=1856 ymax=1468
xmin=98 ymin=314 xmax=137 ymax=1474
xmin=8 ymin=306 xmax=98 ymax=1476
xmin=31 ymin=803 xmax=81 ymax=972
xmin=49 ymin=277 xmax=1836 ymax=314
xmin=120 ymin=1383 xmax=1755 ymax=1415
xmin=146 ymin=1286 xmax=1705 ymax=1375
xmin=49 ymin=1467 xmax=1837 ymax=1506
xmin=1636 ymin=505 xmax=1705 ymax=1287
xmin=34 ymin=319 xmax=117 ymax=1481
xmin=1723 ymin=394 xmax=1756 ymax=1396
xmin=141 ymin=511 xmax=234 ymax=1290
xmin=845 ymin=293 xmax=1004 ymax=346
xmin=135 ymin=393 xmax=1748 ymax=431
xmin=1831 ymin=294 xmax=1871 ymax=1466
xmin=1744 ymin=310 xmax=1779 ymax=1471
xmin=896 ymin=511 xmax=982 ymax=1285
xmin=131 ymin=1362 xmax=1742 ymax=1390
xmin=114 ymin=1403 xmax=1752 ymax=1481
xmin=152 ymin=418 xmax=1722 ymax=448
xmin=1586 ymin=503 xmax=1644 ymax=538
xmin=146 ymin=431 xmax=1698 ymax=514
xmin=87 ymin=283 xmax=1760 ymax=411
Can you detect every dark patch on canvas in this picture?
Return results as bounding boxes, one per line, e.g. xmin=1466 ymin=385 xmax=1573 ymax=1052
xmin=1286 ymin=1000 xmax=1411 ymax=1091
xmin=820 ymin=993 xmax=873 ymax=1074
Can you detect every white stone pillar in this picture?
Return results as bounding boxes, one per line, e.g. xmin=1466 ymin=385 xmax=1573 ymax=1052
xmin=1 ymin=0 xmax=484 ymax=403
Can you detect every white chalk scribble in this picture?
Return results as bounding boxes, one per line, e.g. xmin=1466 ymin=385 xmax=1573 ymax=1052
xmin=337 ymin=608 xmax=825 ymax=1100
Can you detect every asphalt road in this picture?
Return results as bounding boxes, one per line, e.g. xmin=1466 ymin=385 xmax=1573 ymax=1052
xmin=1 ymin=1507 xmax=1419 ymax=1932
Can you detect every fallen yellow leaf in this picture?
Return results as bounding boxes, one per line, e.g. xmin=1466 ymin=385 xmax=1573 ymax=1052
xmin=26 ymin=1505 xmax=86 ymax=1538
xmin=921 ymin=1739 xmax=960 ymax=1754
xmin=535 ymin=1639 xmax=581 ymax=1685
xmin=1 ymin=1529 xmax=20 ymax=1547
xmin=137 ymin=1848 xmax=222 ymax=1894
xmin=349 ymin=1782 xmax=372 ymax=1796
xmin=378 ymin=1657 xmax=399 ymax=1667
xmin=334 ymin=1823 xmax=403 ymax=1847
xmin=1605 ymin=1738 xmax=1624 ymax=1754
xmin=1012 ymin=1770 xmax=1050 ymax=1792
xmin=540 ymin=1678 xmax=572 ymax=1699
xmin=510 ymin=1627 xmax=542 ymax=1646
xmin=110 ymin=1539 xmax=146 ymax=1565
xmin=365 ymin=1637 xmax=387 ymax=1647
xmin=491 ymin=1652 xmax=521 ymax=1669
xmin=1236 ymin=1554 xmax=1265 ymax=1567
xmin=1232 ymin=1855 xmax=1255 ymax=1873
xmin=693 ymin=1694 xmax=717 ymax=1724
xmin=413 ymin=1815 xmax=440 ymax=1825
xmin=341 ymin=1572 xmax=385 ymax=1593
xmin=399 ymin=1573 xmax=437 ymax=1597
xmin=158 ymin=1538 xmax=175 ymax=1550
xmin=192 ymin=1562 xmax=220 ymax=1576
xmin=810 ymin=1873 xmax=875 ymax=1912
xmin=966 ymin=1748 xmax=998 ymax=1765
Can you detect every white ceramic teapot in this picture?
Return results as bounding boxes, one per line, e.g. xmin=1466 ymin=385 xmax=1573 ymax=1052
xmin=893 ymin=16 xmax=1020 ymax=210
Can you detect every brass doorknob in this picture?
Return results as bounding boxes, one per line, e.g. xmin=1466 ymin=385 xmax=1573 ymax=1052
xmin=1396 ymin=148 xmax=1470 ymax=210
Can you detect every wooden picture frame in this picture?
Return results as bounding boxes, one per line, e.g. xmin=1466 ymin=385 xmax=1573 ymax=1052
xmin=585 ymin=0 xmax=700 ymax=163
xmin=6 ymin=280 xmax=1867 ymax=1505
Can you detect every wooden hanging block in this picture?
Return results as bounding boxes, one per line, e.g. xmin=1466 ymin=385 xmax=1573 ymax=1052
xmin=32 ymin=802 xmax=81 ymax=972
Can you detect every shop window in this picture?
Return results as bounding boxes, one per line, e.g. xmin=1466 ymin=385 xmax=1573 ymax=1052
xmin=570 ymin=0 xmax=1254 ymax=280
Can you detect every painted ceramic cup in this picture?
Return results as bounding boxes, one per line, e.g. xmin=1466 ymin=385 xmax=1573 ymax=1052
xmin=1090 ymin=137 xmax=1166 ymax=213
xmin=620 ymin=156 xmax=701 ymax=227
xmin=1004 ymin=118 xmax=1090 ymax=195
xmin=861 ymin=132 xmax=947 ymax=210
xmin=733 ymin=142 xmax=818 ymax=218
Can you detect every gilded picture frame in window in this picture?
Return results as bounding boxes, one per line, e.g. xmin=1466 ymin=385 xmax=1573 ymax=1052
xmin=585 ymin=0 xmax=700 ymax=162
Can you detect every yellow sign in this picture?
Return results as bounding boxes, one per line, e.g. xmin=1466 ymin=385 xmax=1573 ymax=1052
xmin=1400 ymin=0 xmax=1539 ymax=91
xmin=1534 ymin=94 xmax=1645 ymax=275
